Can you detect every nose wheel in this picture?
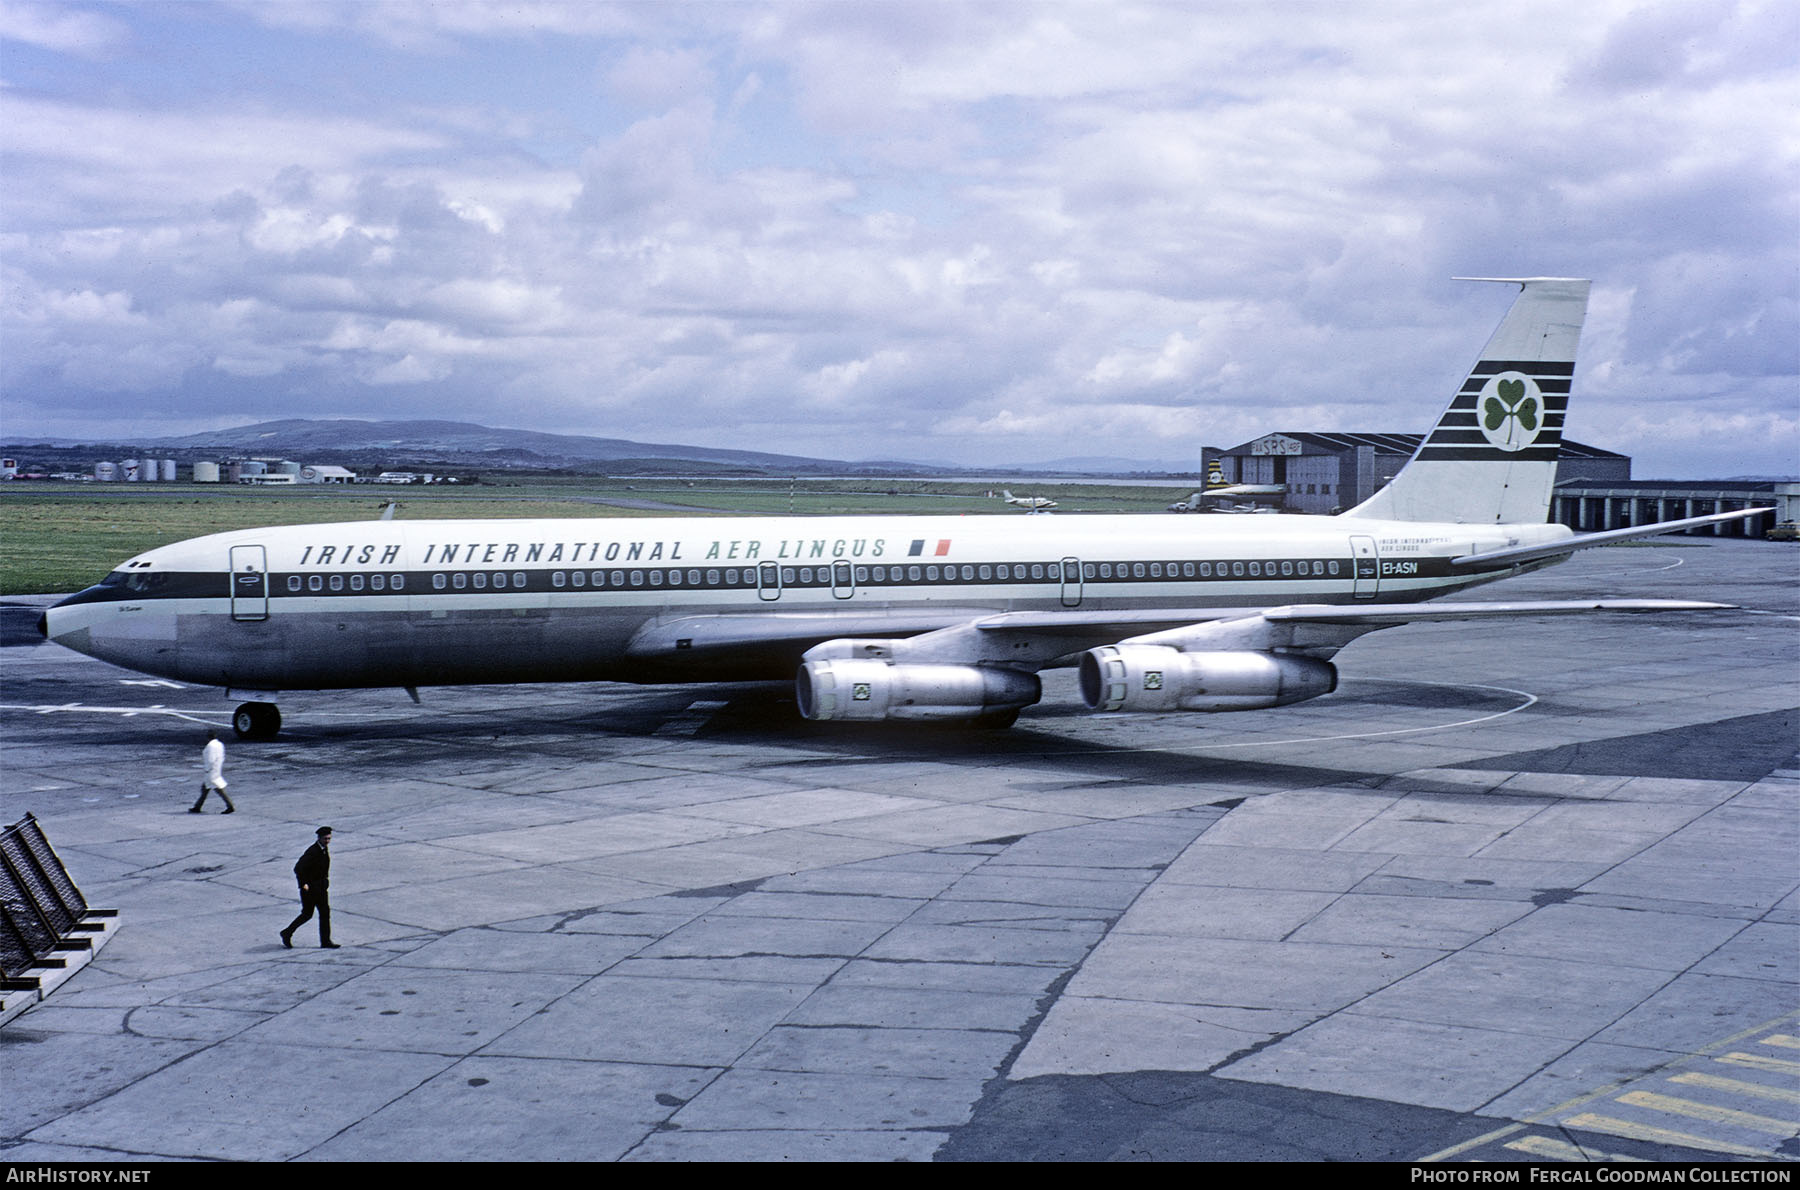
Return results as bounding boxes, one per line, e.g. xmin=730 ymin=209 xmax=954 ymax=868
xmin=233 ymin=701 xmax=281 ymax=740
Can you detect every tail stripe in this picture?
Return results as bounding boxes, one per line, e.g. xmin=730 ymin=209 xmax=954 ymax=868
xmin=1425 ymin=396 xmax=1568 ymax=445
xmin=1443 ymin=394 xmax=1571 ymax=412
xmin=1467 ymin=360 xmax=1575 ymax=376
xmin=1412 ymin=447 xmax=1563 ymax=461
xmin=1460 ymin=378 xmax=1572 ymax=394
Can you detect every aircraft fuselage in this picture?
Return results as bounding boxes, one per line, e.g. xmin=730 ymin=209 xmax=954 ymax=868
xmin=44 ymin=511 xmax=1565 ymax=693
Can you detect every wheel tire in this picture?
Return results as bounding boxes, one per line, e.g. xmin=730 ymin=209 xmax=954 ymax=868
xmin=233 ymin=702 xmax=281 ymax=740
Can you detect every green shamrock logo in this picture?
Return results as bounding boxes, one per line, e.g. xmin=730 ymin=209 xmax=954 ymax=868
xmin=1478 ymin=374 xmax=1543 ymax=451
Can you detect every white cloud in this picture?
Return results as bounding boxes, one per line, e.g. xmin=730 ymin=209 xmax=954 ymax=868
xmin=422 ymin=279 xmax=565 ymax=330
xmin=605 ymin=44 xmax=716 ymax=110
xmin=0 ymin=1 xmax=128 ymax=58
xmin=0 ymin=94 xmax=449 ymax=223
xmin=0 ymin=1 xmax=1792 ymax=477
xmin=21 ymin=287 xmax=144 ymax=328
xmin=366 ymin=353 xmax=451 ymax=386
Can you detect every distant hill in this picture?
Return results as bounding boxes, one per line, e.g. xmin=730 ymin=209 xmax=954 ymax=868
xmin=7 ymin=418 xmax=897 ymax=475
xmin=1033 ymin=455 xmax=1196 ymax=474
xmin=1 ymin=419 xmax=1200 ymax=478
xmin=142 ymin=418 xmax=846 ymax=472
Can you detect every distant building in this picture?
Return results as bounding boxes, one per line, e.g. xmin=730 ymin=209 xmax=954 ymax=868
xmin=1551 ymin=480 xmax=1793 ymax=538
xmin=1207 ymin=431 xmax=1786 ymax=536
xmin=299 ymin=465 xmax=356 ymax=484
xmin=1213 ymin=432 xmax=1630 ymax=516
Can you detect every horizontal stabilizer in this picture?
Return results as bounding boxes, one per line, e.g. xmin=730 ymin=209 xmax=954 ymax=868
xmin=1454 ymin=507 xmax=1773 ymax=569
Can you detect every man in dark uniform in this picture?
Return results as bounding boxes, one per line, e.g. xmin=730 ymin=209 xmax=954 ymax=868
xmin=280 ymin=826 xmax=339 ymax=949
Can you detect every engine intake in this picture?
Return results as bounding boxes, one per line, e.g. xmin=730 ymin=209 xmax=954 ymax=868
xmin=797 ymin=659 xmax=1041 ymax=722
xmin=1079 ymin=646 xmax=1336 ymax=713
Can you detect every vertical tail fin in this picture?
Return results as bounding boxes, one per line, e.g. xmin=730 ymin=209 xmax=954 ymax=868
xmin=1345 ymin=277 xmax=1590 ymax=525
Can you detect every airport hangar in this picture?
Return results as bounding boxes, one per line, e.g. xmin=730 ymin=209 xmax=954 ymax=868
xmin=1208 ymin=431 xmax=1795 ymax=532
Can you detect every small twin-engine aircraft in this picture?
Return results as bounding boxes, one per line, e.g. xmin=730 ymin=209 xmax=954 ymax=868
xmin=1002 ymin=490 xmax=1059 ymax=511
xmin=42 ymin=279 xmax=1763 ymax=739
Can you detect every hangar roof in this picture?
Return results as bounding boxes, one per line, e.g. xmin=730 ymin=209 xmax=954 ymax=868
xmin=1220 ymin=432 xmax=1626 ymax=459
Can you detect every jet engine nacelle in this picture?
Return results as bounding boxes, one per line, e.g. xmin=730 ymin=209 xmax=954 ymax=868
xmin=796 ymin=659 xmax=1041 ymax=722
xmin=1079 ymin=646 xmax=1337 ymax=713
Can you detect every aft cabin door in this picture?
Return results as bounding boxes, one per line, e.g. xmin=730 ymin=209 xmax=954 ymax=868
xmin=1350 ymin=535 xmax=1378 ymax=600
xmin=229 ymin=545 xmax=269 ymax=621
xmin=1060 ymin=556 xmax=1083 ymax=608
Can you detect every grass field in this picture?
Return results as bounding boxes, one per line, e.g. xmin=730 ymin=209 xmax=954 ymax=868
xmin=0 ymin=479 xmax=1187 ymax=594
xmin=0 ymin=491 xmax=642 ymax=594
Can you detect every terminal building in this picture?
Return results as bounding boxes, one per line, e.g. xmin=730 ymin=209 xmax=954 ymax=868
xmin=1210 ymin=432 xmax=1793 ymax=535
xmin=1550 ymin=479 xmax=1796 ymax=536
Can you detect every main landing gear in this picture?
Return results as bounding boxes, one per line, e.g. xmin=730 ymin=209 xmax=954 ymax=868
xmin=232 ymin=701 xmax=281 ymax=741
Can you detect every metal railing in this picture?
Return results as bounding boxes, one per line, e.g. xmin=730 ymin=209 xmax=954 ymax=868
xmin=1 ymin=814 xmax=114 ymax=989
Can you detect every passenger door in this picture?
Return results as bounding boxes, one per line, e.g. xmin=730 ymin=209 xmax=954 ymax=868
xmin=229 ymin=545 xmax=269 ymax=621
xmin=757 ymin=561 xmax=782 ymax=602
xmin=1350 ymin=536 xmax=1378 ymax=600
xmin=1060 ymin=556 xmax=1083 ymax=608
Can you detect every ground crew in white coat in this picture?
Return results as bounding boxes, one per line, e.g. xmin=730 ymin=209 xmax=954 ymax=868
xmin=190 ymin=730 xmax=235 ymax=814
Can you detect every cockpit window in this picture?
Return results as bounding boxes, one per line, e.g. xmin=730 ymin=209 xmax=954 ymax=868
xmin=101 ymin=570 xmax=167 ymax=592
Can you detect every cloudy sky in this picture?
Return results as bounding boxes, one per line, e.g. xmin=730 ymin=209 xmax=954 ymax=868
xmin=3 ymin=1 xmax=1794 ymax=476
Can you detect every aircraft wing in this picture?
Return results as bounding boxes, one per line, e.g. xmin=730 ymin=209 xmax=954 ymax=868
xmin=1203 ymin=484 xmax=1285 ymax=497
xmin=968 ymin=598 xmax=1731 ymax=660
xmin=628 ymin=604 xmax=1353 ymax=664
xmin=1453 ymin=507 xmax=1772 ymax=569
xmin=624 ymin=607 xmax=1006 ymax=673
xmin=979 ymin=599 xmax=1730 ymax=631
xmin=627 ymin=598 xmax=1730 ymax=672
xmin=626 ymin=604 xmax=1289 ymax=674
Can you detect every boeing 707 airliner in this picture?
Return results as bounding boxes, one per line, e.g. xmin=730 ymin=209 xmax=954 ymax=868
xmin=41 ymin=278 xmax=1764 ymax=739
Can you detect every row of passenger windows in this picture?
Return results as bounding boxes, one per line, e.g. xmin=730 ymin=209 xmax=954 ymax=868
xmin=450 ymin=559 xmax=1343 ymax=590
xmin=279 ymin=559 xmax=1345 ymax=595
xmin=287 ymin=573 xmax=406 ymax=593
xmin=540 ymin=563 xmax=1076 ymax=588
xmin=441 ymin=570 xmax=535 ymax=590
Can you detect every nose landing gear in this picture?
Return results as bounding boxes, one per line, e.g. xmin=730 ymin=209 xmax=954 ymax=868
xmin=232 ymin=701 xmax=282 ymax=740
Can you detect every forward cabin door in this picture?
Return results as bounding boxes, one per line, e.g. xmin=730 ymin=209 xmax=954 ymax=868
xmin=1350 ymin=535 xmax=1379 ymax=600
xmin=229 ymin=545 xmax=269 ymax=621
